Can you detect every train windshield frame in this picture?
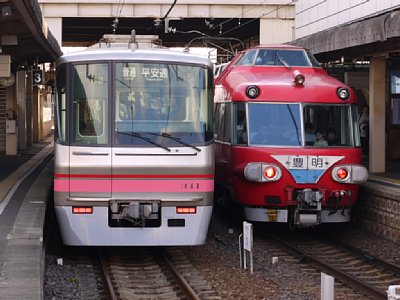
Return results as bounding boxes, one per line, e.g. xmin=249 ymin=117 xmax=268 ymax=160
xmin=233 ymin=102 xmax=360 ymax=147
xmin=55 ymin=59 xmax=214 ymax=147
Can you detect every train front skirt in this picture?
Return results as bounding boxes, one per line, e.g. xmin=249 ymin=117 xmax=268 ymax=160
xmin=55 ymin=206 xmax=213 ymax=246
xmin=244 ymin=207 xmax=350 ymax=224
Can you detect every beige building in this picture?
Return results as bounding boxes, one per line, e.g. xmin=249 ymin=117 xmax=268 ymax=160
xmin=39 ymin=0 xmax=295 ymax=62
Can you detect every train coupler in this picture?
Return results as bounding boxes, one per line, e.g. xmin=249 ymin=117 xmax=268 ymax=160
xmin=296 ymin=188 xmax=323 ymax=211
xmin=109 ymin=200 xmax=161 ymax=227
xmin=293 ymin=189 xmax=323 ymax=226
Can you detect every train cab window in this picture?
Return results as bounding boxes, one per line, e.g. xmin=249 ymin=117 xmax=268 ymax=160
xmin=306 ymin=51 xmax=321 ymax=67
xmin=237 ymin=48 xmax=318 ymax=67
xmin=237 ymin=50 xmax=257 ymax=65
xmin=255 ymin=49 xmax=310 ymax=67
xmin=71 ymin=63 xmax=109 ymax=145
xmin=303 ymin=105 xmax=356 ymax=147
xmin=248 ymin=103 xmax=302 ymax=146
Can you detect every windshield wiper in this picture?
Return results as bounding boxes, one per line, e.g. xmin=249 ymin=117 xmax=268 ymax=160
xmin=149 ymin=132 xmax=201 ymax=152
xmin=276 ymin=52 xmax=291 ymax=70
xmin=116 ymin=131 xmax=171 ymax=152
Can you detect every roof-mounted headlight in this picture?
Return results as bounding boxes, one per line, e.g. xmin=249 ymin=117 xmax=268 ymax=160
xmin=337 ymin=87 xmax=350 ymax=101
xmin=293 ymin=70 xmax=305 ymax=86
xmin=246 ymin=85 xmax=259 ymax=99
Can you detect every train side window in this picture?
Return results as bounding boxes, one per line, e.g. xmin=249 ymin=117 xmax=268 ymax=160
xmin=222 ymin=103 xmax=231 ymax=142
xmin=214 ymin=103 xmax=224 ymax=141
xmin=234 ymin=103 xmax=247 ymax=144
xmin=214 ymin=103 xmax=231 ymax=142
xmin=55 ymin=64 xmax=67 ymax=144
xmin=72 ymin=63 xmax=109 ymax=145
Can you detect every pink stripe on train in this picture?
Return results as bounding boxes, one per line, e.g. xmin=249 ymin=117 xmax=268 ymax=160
xmin=54 ymin=179 xmax=214 ymax=193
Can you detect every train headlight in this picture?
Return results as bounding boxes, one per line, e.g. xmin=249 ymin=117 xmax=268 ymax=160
xmin=337 ymin=87 xmax=350 ymax=101
xmin=246 ymin=85 xmax=259 ymax=99
xmin=336 ymin=168 xmax=349 ymax=180
xmin=244 ymin=162 xmax=282 ymax=182
xmin=332 ymin=165 xmax=368 ymax=184
xmin=264 ymin=166 xmax=277 ymax=180
xmin=293 ymin=70 xmax=305 ymax=86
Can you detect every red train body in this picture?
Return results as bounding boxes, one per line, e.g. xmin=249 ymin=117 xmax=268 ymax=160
xmin=214 ymin=44 xmax=368 ymax=227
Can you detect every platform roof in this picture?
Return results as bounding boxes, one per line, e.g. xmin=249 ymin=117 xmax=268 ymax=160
xmin=291 ymin=7 xmax=400 ymax=63
xmin=0 ymin=0 xmax=62 ymax=66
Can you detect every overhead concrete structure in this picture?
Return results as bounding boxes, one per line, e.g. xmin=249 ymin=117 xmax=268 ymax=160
xmin=39 ymin=0 xmax=295 ymax=56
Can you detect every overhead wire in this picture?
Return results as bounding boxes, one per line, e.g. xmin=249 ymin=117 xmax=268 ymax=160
xmin=212 ymin=0 xmax=269 ymax=30
xmin=162 ymin=0 xmax=178 ymax=21
xmin=112 ymin=0 xmax=126 ymax=33
xmin=215 ymin=0 xmax=296 ymax=37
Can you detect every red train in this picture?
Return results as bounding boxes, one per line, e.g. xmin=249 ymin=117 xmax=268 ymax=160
xmin=214 ymin=44 xmax=368 ymax=227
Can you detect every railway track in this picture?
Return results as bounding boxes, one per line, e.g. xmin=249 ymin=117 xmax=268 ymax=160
xmin=211 ymin=211 xmax=400 ymax=299
xmin=265 ymin=229 xmax=400 ymax=299
xmin=98 ymin=247 xmax=220 ymax=300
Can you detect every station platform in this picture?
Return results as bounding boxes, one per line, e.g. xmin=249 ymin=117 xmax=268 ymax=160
xmin=0 ymin=139 xmax=54 ymax=299
xmin=362 ymin=157 xmax=400 ymax=187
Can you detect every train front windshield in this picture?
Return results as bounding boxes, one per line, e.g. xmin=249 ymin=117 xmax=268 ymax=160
xmin=234 ymin=103 xmax=360 ymax=147
xmin=56 ymin=61 xmax=213 ymax=147
xmin=114 ymin=62 xmax=213 ymax=146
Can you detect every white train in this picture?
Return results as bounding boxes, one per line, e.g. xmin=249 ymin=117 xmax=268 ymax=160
xmin=53 ymin=38 xmax=215 ymax=246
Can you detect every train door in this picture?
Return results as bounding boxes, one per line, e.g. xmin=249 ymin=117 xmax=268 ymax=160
xmin=69 ymin=62 xmax=112 ymax=198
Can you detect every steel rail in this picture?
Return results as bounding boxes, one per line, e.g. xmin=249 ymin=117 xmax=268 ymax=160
xmin=267 ymin=233 xmax=387 ymax=300
xmin=322 ymin=234 xmax=400 ymax=277
xmin=98 ymin=251 xmax=118 ymax=300
xmin=162 ymin=253 xmax=201 ymax=300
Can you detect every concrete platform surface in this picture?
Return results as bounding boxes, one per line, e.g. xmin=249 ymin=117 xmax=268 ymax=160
xmin=0 ymin=142 xmax=53 ymax=300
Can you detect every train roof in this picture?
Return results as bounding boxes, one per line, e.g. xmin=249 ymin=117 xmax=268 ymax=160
xmin=254 ymin=44 xmax=307 ymax=50
xmin=56 ymin=47 xmax=213 ymax=68
xmin=213 ymin=43 xmax=357 ymax=104
xmin=215 ymin=66 xmax=356 ymax=103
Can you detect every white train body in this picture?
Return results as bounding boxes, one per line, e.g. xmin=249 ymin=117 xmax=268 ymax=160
xmin=54 ymin=46 xmax=215 ymax=246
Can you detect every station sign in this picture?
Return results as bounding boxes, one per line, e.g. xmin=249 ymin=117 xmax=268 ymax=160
xmin=32 ymin=69 xmax=44 ymax=85
xmin=243 ymin=221 xmax=253 ymax=251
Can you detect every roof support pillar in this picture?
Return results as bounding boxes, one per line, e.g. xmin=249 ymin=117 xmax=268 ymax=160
xmin=17 ymin=70 xmax=27 ymax=150
xmin=369 ymin=56 xmax=386 ymax=173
